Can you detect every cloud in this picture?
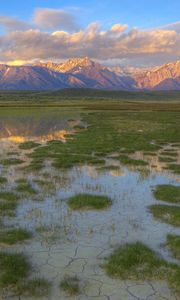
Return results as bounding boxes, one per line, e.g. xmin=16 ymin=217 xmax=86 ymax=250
xmin=33 ymin=8 xmax=80 ymax=32
xmin=0 ymin=16 xmax=31 ymax=31
xmin=0 ymin=10 xmax=179 ymax=66
xmin=111 ymin=24 xmax=128 ymax=32
xmin=161 ymin=21 xmax=180 ymax=33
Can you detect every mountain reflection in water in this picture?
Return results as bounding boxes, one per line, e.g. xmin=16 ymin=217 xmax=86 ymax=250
xmin=0 ymin=108 xmax=83 ymax=142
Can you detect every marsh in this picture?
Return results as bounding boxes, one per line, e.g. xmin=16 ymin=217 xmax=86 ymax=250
xmin=0 ymin=101 xmax=180 ymax=300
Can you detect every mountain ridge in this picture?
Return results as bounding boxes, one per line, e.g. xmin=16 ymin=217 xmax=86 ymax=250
xmin=0 ymin=58 xmax=180 ymax=91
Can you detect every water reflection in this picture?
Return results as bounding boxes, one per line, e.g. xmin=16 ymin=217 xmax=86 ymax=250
xmin=0 ymin=107 xmax=82 ymax=142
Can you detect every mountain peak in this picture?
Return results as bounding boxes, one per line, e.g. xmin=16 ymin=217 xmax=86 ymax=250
xmin=66 ymin=56 xmax=93 ymax=66
xmin=1 ymin=58 xmax=179 ymax=91
xmin=59 ymin=56 xmax=98 ymax=73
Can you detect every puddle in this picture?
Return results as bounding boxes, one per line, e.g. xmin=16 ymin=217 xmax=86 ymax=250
xmin=0 ymin=108 xmax=179 ymax=300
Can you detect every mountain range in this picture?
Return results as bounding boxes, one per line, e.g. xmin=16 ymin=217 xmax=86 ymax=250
xmin=0 ymin=57 xmax=179 ymax=91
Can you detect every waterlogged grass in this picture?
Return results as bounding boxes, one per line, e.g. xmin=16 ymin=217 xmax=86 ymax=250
xmin=150 ymin=205 xmax=180 ymax=227
xmin=154 ymin=184 xmax=180 ymax=204
xmin=0 ymin=191 xmax=19 ymax=202
xmin=159 ymin=156 xmax=176 ymax=163
xmin=160 ymin=151 xmax=178 ymax=157
xmin=0 ymin=228 xmax=32 ymax=245
xmin=166 ymin=235 xmax=180 ymax=259
xmin=1 ymin=158 xmax=24 ymax=166
xmin=105 ymin=242 xmax=180 ymax=294
xmin=0 ymin=250 xmax=50 ymax=296
xmin=7 ymin=151 xmax=19 ymax=156
xmin=60 ymin=276 xmax=80 ymax=296
xmin=0 ymin=177 xmax=7 ymax=184
xmin=119 ymin=155 xmax=148 ymax=166
xmin=34 ymin=179 xmax=54 ymax=188
xmin=167 ymin=164 xmax=180 ymax=174
xmin=23 ymin=108 xmax=180 ymax=173
xmin=52 ymin=153 xmax=105 ymax=169
xmin=0 ymin=202 xmax=17 ymax=217
xmin=0 ymin=252 xmax=31 ymax=287
xmin=15 ymin=179 xmax=37 ymax=195
xmin=143 ymin=151 xmax=157 ymax=156
xmin=98 ymin=165 xmax=120 ymax=172
xmin=68 ymin=194 xmax=112 ymax=210
xmin=19 ymin=141 xmax=40 ymax=150
xmin=0 ymin=192 xmax=19 ymax=216
xmin=18 ymin=278 xmax=51 ymax=297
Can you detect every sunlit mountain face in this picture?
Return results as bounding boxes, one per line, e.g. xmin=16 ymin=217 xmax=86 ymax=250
xmin=0 ymin=108 xmax=83 ymax=143
xmin=0 ymin=57 xmax=179 ymax=91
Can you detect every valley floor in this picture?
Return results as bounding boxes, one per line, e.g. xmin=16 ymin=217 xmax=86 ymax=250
xmin=0 ymin=98 xmax=180 ymax=300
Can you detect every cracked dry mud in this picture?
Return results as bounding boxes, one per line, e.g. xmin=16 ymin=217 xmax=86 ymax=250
xmin=0 ymin=112 xmax=180 ymax=300
xmin=1 ymin=161 xmax=180 ymax=300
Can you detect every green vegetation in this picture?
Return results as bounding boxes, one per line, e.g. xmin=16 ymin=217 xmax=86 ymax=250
xmin=166 ymin=235 xmax=180 ymax=259
xmin=0 ymin=252 xmax=31 ymax=287
xmin=160 ymin=151 xmax=178 ymax=157
xmin=0 ymin=252 xmax=50 ymax=296
xmin=26 ymin=109 xmax=180 ymax=173
xmin=19 ymin=141 xmax=40 ymax=150
xmin=0 ymin=191 xmax=19 ymax=202
xmin=0 ymin=177 xmax=7 ymax=184
xmin=105 ymin=242 xmax=180 ymax=294
xmin=167 ymin=164 xmax=180 ymax=174
xmin=0 ymin=228 xmax=32 ymax=245
xmin=98 ymin=165 xmax=120 ymax=172
xmin=1 ymin=100 xmax=178 ymax=175
xmin=1 ymin=158 xmax=24 ymax=166
xmin=73 ymin=124 xmax=85 ymax=130
xmin=60 ymin=276 xmax=80 ymax=296
xmin=0 ymin=89 xmax=180 ymax=104
xmin=15 ymin=179 xmax=37 ymax=194
xmin=0 ymin=96 xmax=179 ymax=298
xmin=7 ymin=151 xmax=19 ymax=156
xmin=18 ymin=278 xmax=51 ymax=297
xmin=154 ymin=184 xmax=180 ymax=204
xmin=68 ymin=194 xmax=112 ymax=210
xmin=119 ymin=155 xmax=148 ymax=166
xmin=150 ymin=205 xmax=180 ymax=227
xmin=0 ymin=202 xmax=17 ymax=217
xmin=0 ymin=192 xmax=19 ymax=216
xmin=159 ymin=156 xmax=176 ymax=163
xmin=143 ymin=152 xmax=157 ymax=156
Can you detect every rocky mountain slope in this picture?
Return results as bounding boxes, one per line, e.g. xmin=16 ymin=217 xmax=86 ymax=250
xmin=134 ymin=61 xmax=180 ymax=90
xmin=0 ymin=57 xmax=179 ymax=90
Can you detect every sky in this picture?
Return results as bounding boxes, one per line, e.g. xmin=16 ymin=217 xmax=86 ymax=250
xmin=0 ymin=0 xmax=179 ymax=67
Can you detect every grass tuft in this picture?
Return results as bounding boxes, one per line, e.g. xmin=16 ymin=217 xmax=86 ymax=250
xmin=150 ymin=204 xmax=180 ymax=227
xmin=0 ymin=177 xmax=7 ymax=184
xmin=15 ymin=179 xmax=37 ymax=195
xmin=105 ymin=242 xmax=180 ymax=294
xmin=0 ymin=252 xmax=31 ymax=287
xmin=0 ymin=191 xmax=19 ymax=202
xmin=60 ymin=276 xmax=80 ymax=296
xmin=19 ymin=141 xmax=40 ymax=150
xmin=154 ymin=184 xmax=180 ymax=204
xmin=0 ymin=158 xmax=24 ymax=166
xmin=68 ymin=194 xmax=112 ymax=210
xmin=119 ymin=155 xmax=148 ymax=166
xmin=18 ymin=278 xmax=51 ymax=297
xmin=166 ymin=235 xmax=180 ymax=259
xmin=0 ymin=228 xmax=32 ymax=245
xmin=0 ymin=202 xmax=17 ymax=217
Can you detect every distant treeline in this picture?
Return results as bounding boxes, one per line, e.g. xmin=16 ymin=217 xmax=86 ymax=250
xmin=0 ymin=88 xmax=180 ymax=104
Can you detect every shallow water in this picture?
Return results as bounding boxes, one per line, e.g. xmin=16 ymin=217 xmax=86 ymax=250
xmin=0 ymin=108 xmax=180 ymax=300
xmin=0 ymin=108 xmax=83 ymax=142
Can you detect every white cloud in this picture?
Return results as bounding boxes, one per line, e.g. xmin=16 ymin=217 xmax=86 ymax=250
xmin=0 ymin=10 xmax=179 ymax=66
xmin=0 ymin=16 xmax=31 ymax=31
xmin=33 ymin=8 xmax=80 ymax=32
